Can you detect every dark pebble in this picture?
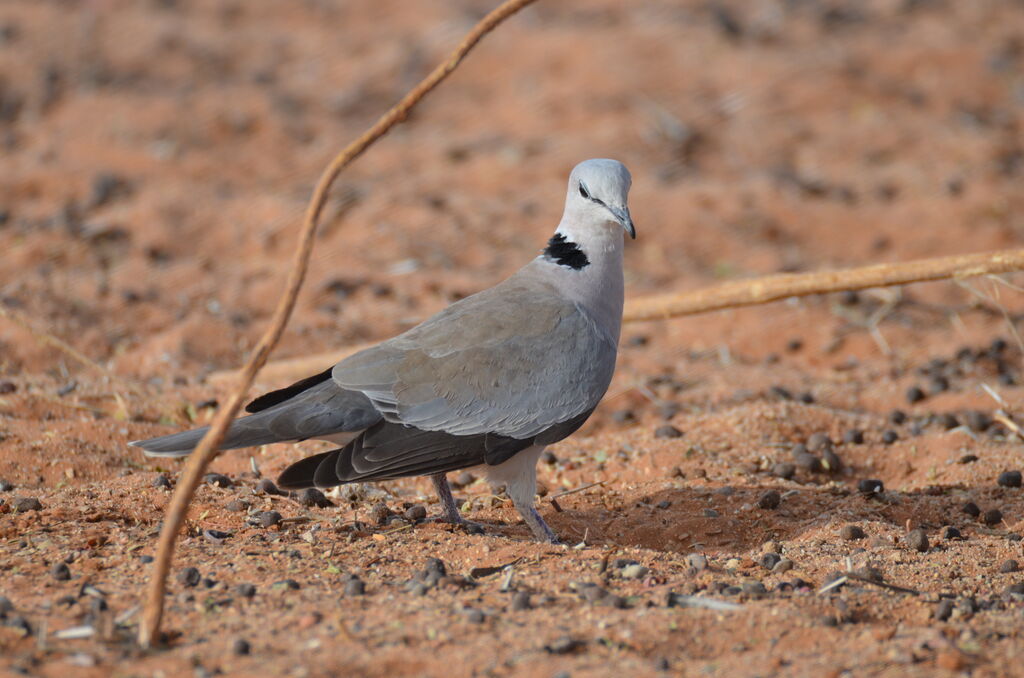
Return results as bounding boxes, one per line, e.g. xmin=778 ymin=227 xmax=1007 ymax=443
xmin=906 ymin=386 xmax=926 ymax=404
xmin=13 ymin=497 xmax=42 ymax=512
xmin=928 ymin=376 xmax=949 ymax=394
xmin=842 ymin=429 xmax=864 ymax=445
xmin=368 ymin=502 xmax=391 ymax=525
xmin=541 ymin=450 xmax=558 ymax=465
xmin=965 ymin=411 xmax=992 ymax=432
xmin=821 ymin=449 xmax=842 ymax=473
xmin=424 ymin=558 xmax=447 ymax=577
xmin=889 ymin=410 xmax=907 ymax=425
xmin=235 ymin=583 xmax=256 ymax=598
xmin=257 ymin=510 xmax=282 ymax=528
xmin=999 ymin=559 xmax=1019 ymax=573
xmin=963 ymin=502 xmax=981 ymax=517
xmin=152 ymin=474 xmax=172 ymax=489
xmin=756 ymin=490 xmax=781 ymax=510
xmin=0 ymin=381 xmax=15 ymax=394
xmin=204 ymin=473 xmax=232 ymax=488
xmin=344 ymin=577 xmax=365 ymax=596
xmin=140 ymin=555 xmax=154 ymax=563
xmin=998 ymin=471 xmax=1022 ymax=488
xmin=786 ymin=338 xmax=803 ymax=352
xmin=298 ymin=488 xmax=333 ymax=508
xmin=881 ymin=430 xmax=899 ymax=445
xmin=656 ymin=499 xmax=671 ymax=509
xmin=451 ymin=471 xmax=475 ymax=488
xmin=741 ymin=580 xmax=767 ymax=596
xmin=464 ymin=608 xmax=486 ymax=624
xmin=0 ymin=596 xmax=14 ymax=615
xmin=799 ymin=392 xmax=815 ymax=404
xmin=857 ymin=479 xmax=884 ymax=495
xmin=794 ymin=453 xmax=822 ymax=472
xmin=806 ymin=432 xmax=832 ymax=452
xmin=404 ymin=505 xmax=427 ymax=522
xmin=203 ymin=529 xmax=231 ymax=543
xmin=0 ymin=480 xmax=13 ymax=492
xmin=256 ymin=478 xmax=285 ymax=495
xmin=940 ymin=413 xmax=960 ymax=430
xmin=510 ymin=591 xmax=531 ymax=611
xmin=177 ymin=567 xmax=201 ymax=587
xmin=772 ymin=462 xmax=796 ymax=480
xmin=545 ymin=636 xmax=583 ymax=654
xmin=233 ymin=638 xmax=251 ymax=655
xmin=50 ymin=562 xmax=71 ymax=581
xmin=654 ymin=425 xmax=683 ymax=439
xmin=935 ymin=599 xmax=955 ymax=621
xmin=760 ymin=553 xmax=782 ymax=569
xmin=1004 ymin=583 xmax=1024 ymax=597
xmin=982 ymin=509 xmax=1003 ymax=526
xmin=611 ymin=409 xmax=635 ymax=424
xmin=942 ymin=526 xmax=962 ymax=540
xmin=274 ymin=579 xmax=300 ymax=590
xmin=771 ymin=385 xmax=793 ymax=400
xmin=958 ymin=454 xmax=979 ymax=464
xmin=840 ymin=525 xmax=866 ymax=540
xmin=906 ymin=529 xmax=929 ymax=552
xmin=225 ymin=499 xmax=248 ymax=512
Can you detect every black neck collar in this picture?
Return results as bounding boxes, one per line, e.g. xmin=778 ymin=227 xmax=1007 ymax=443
xmin=543 ymin=233 xmax=589 ymax=270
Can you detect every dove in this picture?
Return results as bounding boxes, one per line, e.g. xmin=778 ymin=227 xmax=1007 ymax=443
xmin=132 ymin=158 xmax=635 ymax=542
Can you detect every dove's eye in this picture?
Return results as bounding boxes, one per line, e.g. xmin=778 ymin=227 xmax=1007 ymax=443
xmin=579 ymin=183 xmax=591 ymax=199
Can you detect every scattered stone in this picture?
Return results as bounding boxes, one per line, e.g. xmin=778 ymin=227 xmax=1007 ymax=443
xmin=233 ymin=638 xmax=251 ymax=655
xmin=772 ymin=462 xmax=796 ymax=480
xmin=794 ymin=452 xmax=822 ymax=472
xmin=939 ymin=413 xmax=960 ymax=430
xmin=806 ymin=432 xmax=832 ymax=452
xmin=545 ymin=637 xmax=583 ymax=655
xmin=773 ymin=558 xmax=794 ymax=573
xmin=982 ymin=509 xmax=1004 ymax=526
xmin=225 ymin=499 xmax=248 ymax=512
xmin=889 ymin=410 xmax=907 ymax=425
xmin=857 ymin=479 xmax=884 ymax=495
xmin=906 ymin=529 xmax=929 ymax=552
xmin=140 ymin=555 xmax=154 ymax=564
xmin=152 ymin=474 xmax=172 ymax=489
xmin=273 ymin=579 xmax=300 ymax=591
xmin=998 ymin=471 xmax=1022 ymax=488
xmin=842 ymin=429 xmax=864 ymax=445
xmin=999 ymin=559 xmax=1019 ymax=573
xmin=686 ymin=553 xmax=708 ymax=571
xmin=256 ymin=478 xmax=286 ymax=495
xmin=881 ymin=430 xmax=899 ymax=445
xmin=654 ymin=424 xmax=683 ymax=439
xmin=510 ymin=591 xmax=531 ymax=611
xmin=821 ymin=449 xmax=842 ymax=473
xmin=962 ymin=502 xmax=981 ymax=517
xmin=854 ymin=566 xmax=884 ymax=583
xmin=235 ymin=583 xmax=256 ymax=598
xmin=368 ymin=502 xmax=391 ymax=525
xmin=204 ymin=473 xmax=232 ymax=488
xmin=756 ymin=490 xmax=781 ymax=510
xmin=935 ymin=599 xmax=955 ymax=621
xmin=928 ymin=376 xmax=949 ymax=394
xmin=702 ymin=508 xmax=719 ymax=518
xmin=741 ymin=580 xmax=767 ymax=596
xmin=0 ymin=381 xmax=15 ymax=394
xmin=840 ymin=525 xmax=866 ymax=541
xmin=13 ymin=497 xmax=42 ymax=512
xmin=298 ymin=488 xmax=333 ymax=508
xmin=942 ymin=526 xmax=962 ymax=540
xmin=965 ymin=411 xmax=992 ymax=432
xmin=620 ymin=563 xmax=649 ymax=580
xmin=256 ymin=510 xmax=282 ymax=528
xmin=50 ymin=562 xmax=71 ymax=581
xmin=760 ymin=553 xmax=782 ymax=570
xmin=0 ymin=596 xmax=13 ymax=615
xmin=958 ymin=454 xmax=979 ymax=464
xmin=463 ymin=608 xmax=486 ymax=624
xmin=203 ymin=529 xmax=230 ymax=544
xmin=656 ymin=499 xmax=671 ymax=509
xmin=1005 ymin=583 xmax=1024 ymax=597
xmin=344 ymin=577 xmax=365 ymax=596
xmin=404 ymin=505 xmax=427 ymax=522
xmin=0 ymin=480 xmax=13 ymax=492
xmin=177 ymin=567 xmax=201 ymax=587
xmin=906 ymin=386 xmax=926 ymax=404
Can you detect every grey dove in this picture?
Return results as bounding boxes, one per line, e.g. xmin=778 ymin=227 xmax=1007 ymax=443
xmin=131 ymin=158 xmax=635 ymax=542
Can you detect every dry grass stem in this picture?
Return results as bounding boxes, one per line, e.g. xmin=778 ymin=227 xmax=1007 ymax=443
xmin=137 ymin=0 xmax=539 ymax=647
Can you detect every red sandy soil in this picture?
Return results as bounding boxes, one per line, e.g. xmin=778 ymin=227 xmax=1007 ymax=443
xmin=3 ymin=0 xmax=1024 ymax=676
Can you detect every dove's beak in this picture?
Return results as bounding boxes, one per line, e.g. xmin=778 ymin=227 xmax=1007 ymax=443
xmin=608 ymin=206 xmax=635 ymax=240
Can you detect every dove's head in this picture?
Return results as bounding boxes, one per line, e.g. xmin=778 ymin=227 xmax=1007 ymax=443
xmin=564 ymin=158 xmax=635 ymax=240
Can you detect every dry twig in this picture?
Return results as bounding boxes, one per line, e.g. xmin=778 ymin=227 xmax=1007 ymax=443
xmin=137 ymin=0 xmax=540 ymax=647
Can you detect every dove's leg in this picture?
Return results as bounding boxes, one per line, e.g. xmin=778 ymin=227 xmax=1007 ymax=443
xmin=430 ymin=473 xmax=466 ymax=524
xmin=486 ymin=445 xmax=560 ymax=544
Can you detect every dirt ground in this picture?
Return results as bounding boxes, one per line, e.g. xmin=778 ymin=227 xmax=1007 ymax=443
xmin=3 ymin=0 xmax=1024 ymax=676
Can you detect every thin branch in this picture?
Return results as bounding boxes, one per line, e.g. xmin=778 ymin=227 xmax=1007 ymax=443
xmin=623 ymin=248 xmax=1024 ymax=322
xmin=137 ymin=0 xmax=539 ymax=648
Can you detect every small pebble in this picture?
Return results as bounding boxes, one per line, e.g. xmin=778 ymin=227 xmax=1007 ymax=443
xmin=344 ymin=577 xmax=365 ymax=596
xmin=840 ymin=525 xmax=866 ymax=541
xmin=806 ymin=432 xmax=832 ymax=452
xmin=0 ymin=381 xmax=15 ymax=394
xmin=958 ymin=454 xmax=979 ymax=464
xmin=256 ymin=478 xmax=285 ymax=495
xmin=464 ymin=608 xmax=486 ymax=624
xmin=257 ymin=510 xmax=282 ymax=528
xmin=741 ymin=580 xmax=767 ymax=596
xmin=889 ymin=410 xmax=907 ymax=425
xmin=545 ymin=637 xmax=583 ymax=655
xmin=935 ymin=599 xmax=955 ymax=621
xmin=152 ymin=474 xmax=172 ymax=489
xmin=773 ymin=558 xmax=794 ymax=573
xmin=842 ymin=429 xmax=864 ymax=445
xmin=50 ymin=562 xmax=71 ymax=581
xmin=928 ymin=376 xmax=949 ymax=394
xmin=760 ymin=553 xmax=781 ymax=569
xmin=233 ymin=638 xmax=251 ymax=655
xmin=687 ymin=553 xmax=708 ymax=571
xmin=906 ymin=529 xmax=929 ymax=552
xmin=999 ymin=559 xmax=1019 ymax=573
xmin=942 ymin=526 xmax=962 ymax=540
xmin=965 ymin=411 xmax=991 ymax=432
xmin=857 ymin=479 xmax=884 ymax=495
xmin=940 ymin=413 xmax=960 ymax=430
xmin=620 ymin=563 xmax=649 ymax=580
xmin=451 ymin=472 xmax=475 ymax=488
xmin=772 ymin=463 xmax=796 ymax=480
xmin=881 ymin=430 xmax=899 ymax=445
xmin=510 ymin=591 xmax=531 ymax=611
xmin=821 ymin=449 xmax=842 ymax=473
xmin=0 ymin=596 xmax=13 ymax=615
xmin=982 ymin=509 xmax=1003 ymax=526
xmin=225 ymin=499 xmax=248 ymax=512
xmin=404 ymin=505 xmax=427 ymax=522
xmin=235 ymin=583 xmax=257 ymax=598
xmin=274 ymin=579 xmax=300 ymax=590
xmin=905 ymin=386 xmax=926 ymax=404
xmin=998 ymin=471 xmax=1022 ymax=488
xmin=756 ymin=490 xmax=781 ymax=510
xmin=0 ymin=480 xmax=13 ymax=492
xmin=654 ymin=424 xmax=683 ymax=439
xmin=794 ymin=453 xmax=822 ymax=472
xmin=298 ymin=488 xmax=333 ymax=508
xmin=962 ymin=502 xmax=981 ymax=517
xmin=368 ymin=502 xmax=391 ymax=525
xmin=204 ymin=473 xmax=232 ymax=488
xmin=13 ymin=497 xmax=42 ymax=512
xmin=177 ymin=567 xmax=201 ymax=587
